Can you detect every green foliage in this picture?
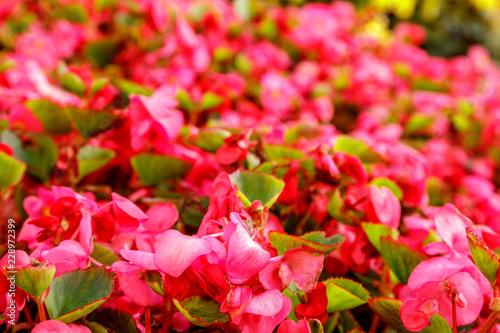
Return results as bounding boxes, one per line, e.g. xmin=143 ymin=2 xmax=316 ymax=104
xmin=325 ymin=278 xmax=371 ymax=313
xmin=45 ymin=267 xmax=114 ymax=323
xmin=269 ymin=231 xmax=344 ymax=256
xmin=229 ymin=170 xmax=285 ymax=208
xmin=173 ymin=296 xmax=230 ymax=327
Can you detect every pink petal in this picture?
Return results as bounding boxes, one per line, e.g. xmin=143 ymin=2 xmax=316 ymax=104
xmin=32 ymin=320 xmax=73 ymax=333
xmin=277 ymin=319 xmax=312 ymax=333
xmin=154 ymin=230 xmax=212 ymax=277
xmin=67 ymin=324 xmax=92 ymax=333
xmin=368 ymin=185 xmax=401 ymax=229
xmin=112 ymin=261 xmax=164 ymax=307
xmin=111 ymin=193 xmax=148 ymax=232
xmin=434 ymin=204 xmax=472 ymax=253
xmin=283 ymin=247 xmax=324 ymax=293
xmin=79 ymin=212 xmax=93 ymax=255
xmin=238 ymin=290 xmax=292 ymax=332
xmin=400 ymin=299 xmax=429 ymax=332
xmin=142 ymin=203 xmax=179 ymax=233
xmin=225 ymin=224 xmax=271 ymax=284
xmin=259 ymin=260 xmax=284 ymax=291
xmin=120 ymin=250 xmax=158 ymax=270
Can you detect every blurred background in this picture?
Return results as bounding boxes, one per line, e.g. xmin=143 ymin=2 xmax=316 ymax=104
xmin=236 ymin=0 xmax=500 ymax=60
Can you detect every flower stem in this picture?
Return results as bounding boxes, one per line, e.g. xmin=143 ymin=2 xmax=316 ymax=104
xmin=478 ymin=311 xmax=500 ymax=333
xmin=451 ymin=292 xmax=458 ymax=333
xmin=35 ymin=298 xmax=47 ymax=322
xmin=145 ymin=307 xmax=151 ymax=333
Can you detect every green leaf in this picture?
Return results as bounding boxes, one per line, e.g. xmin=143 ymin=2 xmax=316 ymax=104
xmin=60 ymin=73 xmax=86 ymax=97
xmin=361 ymin=223 xmax=399 ymax=253
xmin=77 ymin=146 xmax=116 ymax=179
xmin=467 ymin=229 xmax=499 ymax=285
xmin=85 ymin=38 xmax=122 ymax=68
xmin=95 ymin=0 xmax=118 ymax=11
xmin=369 ymin=178 xmax=403 ymax=200
xmin=327 ymin=189 xmax=352 ymax=224
xmin=339 ymin=311 xmax=361 ymax=332
xmin=229 ymin=170 xmax=285 ymax=208
xmin=325 ymin=278 xmax=370 ymax=313
xmin=26 ymin=100 xmax=72 ymax=135
xmin=379 ymin=237 xmax=426 ymax=285
xmin=144 ymin=270 xmax=165 ymax=296
xmin=405 ymin=114 xmax=434 ymax=135
xmin=131 ymin=153 xmax=193 ymax=186
xmin=369 ymin=297 xmax=452 ymax=333
xmin=412 ymin=78 xmax=448 ymax=92
xmin=1 ymin=131 xmax=57 ymax=182
xmin=263 ymin=144 xmax=306 ymax=160
xmin=308 ymin=319 xmax=324 ymax=333
xmin=191 ymin=128 xmax=231 ymax=152
xmin=88 ymin=307 xmax=137 ymax=333
xmin=282 ymin=288 xmax=299 ymax=321
xmin=90 ymin=78 xmax=110 ymax=95
xmin=45 ymin=267 xmax=114 ymax=323
xmin=116 ymin=79 xmax=153 ymax=96
xmin=0 ymin=151 xmax=26 ymax=192
xmin=176 ymin=89 xmax=195 ymax=112
xmin=14 ymin=264 xmax=55 ymax=299
xmin=90 ymin=243 xmax=119 ymax=267
xmin=66 ymin=107 xmax=117 ymax=139
xmin=173 ymin=296 xmax=230 ymax=327
xmin=200 ymin=92 xmax=224 ymax=111
xmin=269 ymin=231 xmax=344 ymax=256
xmin=57 ymin=3 xmax=88 ymax=22
xmin=334 ymin=136 xmax=380 ymax=164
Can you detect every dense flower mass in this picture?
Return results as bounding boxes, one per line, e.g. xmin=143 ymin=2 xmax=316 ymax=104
xmin=1 ymin=0 xmax=500 ymax=332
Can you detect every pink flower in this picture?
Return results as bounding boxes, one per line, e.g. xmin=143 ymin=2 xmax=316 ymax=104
xmin=259 ymin=246 xmax=324 ymax=293
xmin=260 ymin=72 xmax=298 ymax=118
xmin=154 ymin=230 xmax=223 ymax=277
xmin=400 ymin=256 xmax=491 ymax=331
xmin=236 ymin=289 xmax=292 ymax=333
xmin=365 ymin=185 xmax=401 ymax=229
xmin=32 ymin=320 xmax=91 ymax=333
xmin=111 ymin=193 xmax=149 ymax=232
xmin=224 ymin=213 xmax=271 ymax=284
xmin=112 ymin=250 xmax=164 ymax=307
xmin=129 ymin=85 xmax=184 ymax=152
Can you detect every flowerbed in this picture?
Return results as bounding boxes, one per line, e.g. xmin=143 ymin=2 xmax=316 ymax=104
xmin=1 ymin=0 xmax=500 ymax=332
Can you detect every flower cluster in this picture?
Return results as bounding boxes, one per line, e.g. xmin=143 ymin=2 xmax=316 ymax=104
xmin=1 ymin=0 xmax=500 ymax=332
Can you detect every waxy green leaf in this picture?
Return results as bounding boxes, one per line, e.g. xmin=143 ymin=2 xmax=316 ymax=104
xmin=467 ymin=228 xmax=499 ymax=285
xmin=361 ymin=223 xmax=399 ymax=253
xmin=229 ymin=170 xmax=285 ymax=208
xmin=131 ymin=153 xmax=193 ymax=186
xmin=15 ymin=264 xmax=55 ymax=299
xmin=173 ymin=296 xmax=230 ymax=327
xmin=45 ymin=267 xmax=114 ymax=323
xmin=144 ymin=270 xmax=165 ymax=296
xmin=334 ymin=136 xmax=380 ymax=164
xmin=88 ymin=307 xmax=137 ymax=333
xmin=77 ymin=146 xmax=116 ymax=179
xmin=269 ymin=231 xmax=344 ymax=256
xmin=0 ymin=151 xmax=26 ymax=192
xmin=26 ymin=100 xmax=72 ymax=135
xmin=379 ymin=236 xmax=426 ymax=285
xmin=325 ymin=278 xmax=370 ymax=313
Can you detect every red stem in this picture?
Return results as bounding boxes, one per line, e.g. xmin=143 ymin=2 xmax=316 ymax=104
xmin=478 ymin=311 xmax=500 ymax=333
xmin=35 ymin=298 xmax=47 ymax=322
xmin=145 ymin=307 xmax=151 ymax=333
xmin=451 ymin=292 xmax=458 ymax=333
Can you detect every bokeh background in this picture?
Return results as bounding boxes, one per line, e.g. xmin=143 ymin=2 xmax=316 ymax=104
xmin=236 ymin=0 xmax=500 ymax=60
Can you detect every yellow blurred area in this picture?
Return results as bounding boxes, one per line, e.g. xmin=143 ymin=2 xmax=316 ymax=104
xmin=371 ymin=0 xmax=498 ymax=19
